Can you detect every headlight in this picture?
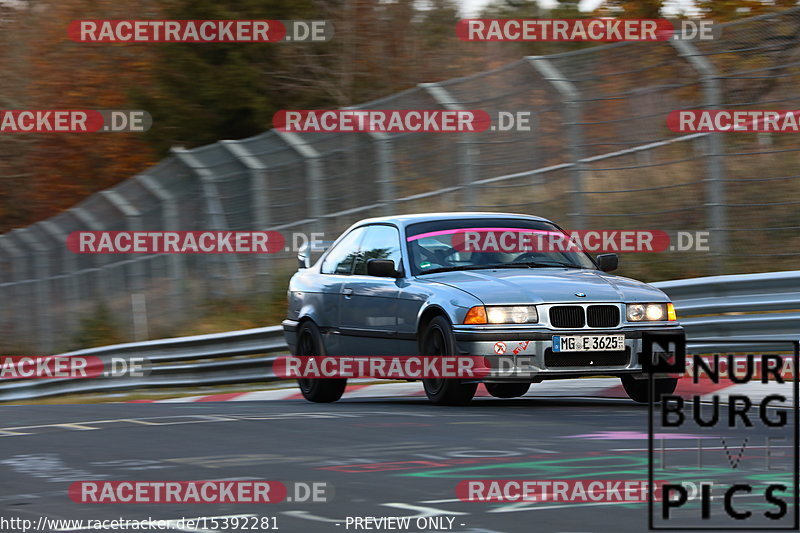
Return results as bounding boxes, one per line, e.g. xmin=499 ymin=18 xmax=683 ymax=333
xmin=627 ymin=304 xmax=645 ymax=321
xmin=464 ymin=305 xmax=538 ymax=324
xmin=627 ymin=303 xmax=674 ymax=322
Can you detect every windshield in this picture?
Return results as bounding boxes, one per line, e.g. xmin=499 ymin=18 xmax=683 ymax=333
xmin=406 ymin=218 xmax=597 ymax=276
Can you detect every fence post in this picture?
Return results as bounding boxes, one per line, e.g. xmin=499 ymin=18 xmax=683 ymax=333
xmin=526 ymin=57 xmax=586 ymax=230
xmin=369 ymin=131 xmax=396 ymax=215
xmin=39 ymin=220 xmax=79 ymax=348
xmin=11 ymin=229 xmax=53 ymax=353
xmin=221 ymin=140 xmax=272 ymax=294
xmin=69 ymin=207 xmax=112 ymax=305
xmin=275 ymin=131 xmax=325 ymax=236
xmin=136 ymin=174 xmax=186 ymax=323
xmin=419 ymin=82 xmax=476 ymax=210
xmin=171 ymin=147 xmax=244 ymax=296
xmin=671 ymin=39 xmax=728 ymax=274
xmin=0 ymin=236 xmax=27 ymax=349
xmin=101 ymin=190 xmax=148 ymax=341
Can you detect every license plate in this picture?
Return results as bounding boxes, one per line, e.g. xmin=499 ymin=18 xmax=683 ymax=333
xmin=552 ymin=335 xmax=625 ymax=352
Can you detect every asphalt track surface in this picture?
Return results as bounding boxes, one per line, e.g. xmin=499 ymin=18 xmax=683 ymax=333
xmin=0 ymin=393 xmax=796 ymax=533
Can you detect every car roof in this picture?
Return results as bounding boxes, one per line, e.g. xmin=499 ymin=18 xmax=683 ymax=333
xmin=353 ymin=212 xmax=553 ymax=229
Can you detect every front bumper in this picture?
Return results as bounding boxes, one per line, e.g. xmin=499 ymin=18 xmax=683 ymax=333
xmin=453 ymin=325 xmax=684 ymax=382
xmin=282 ymin=319 xmax=299 ymax=354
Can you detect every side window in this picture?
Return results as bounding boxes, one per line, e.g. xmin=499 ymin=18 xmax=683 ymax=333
xmin=353 ymin=225 xmax=402 ymax=276
xmin=320 ymin=227 xmax=366 ymax=275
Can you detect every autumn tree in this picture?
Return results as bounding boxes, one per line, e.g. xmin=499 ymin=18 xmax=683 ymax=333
xmin=596 ymin=0 xmax=664 ymax=18
xmin=0 ymin=0 xmax=162 ymax=230
xmin=0 ymin=0 xmax=477 ymax=231
xmin=695 ymin=0 xmax=799 ymax=21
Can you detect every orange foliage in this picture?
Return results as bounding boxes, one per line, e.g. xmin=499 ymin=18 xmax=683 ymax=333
xmin=2 ymin=0 xmax=161 ymax=229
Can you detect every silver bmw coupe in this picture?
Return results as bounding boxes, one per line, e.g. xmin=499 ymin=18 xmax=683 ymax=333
xmin=282 ymin=212 xmax=683 ymax=405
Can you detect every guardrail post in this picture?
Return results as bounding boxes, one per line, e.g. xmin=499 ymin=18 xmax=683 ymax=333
xmin=419 ymin=82 xmax=476 ymax=210
xmin=671 ymin=39 xmax=729 ymax=274
xmin=10 ymin=229 xmax=53 ymax=353
xmin=101 ymin=190 xmax=148 ymax=341
xmin=136 ymin=174 xmax=186 ymax=320
xmin=39 ymin=220 xmax=79 ymax=348
xmin=275 ymin=131 xmax=325 ymax=236
xmin=221 ymin=140 xmax=273 ymax=293
xmin=172 ymin=147 xmax=245 ymax=296
xmin=0 ymin=236 xmax=27 ymax=349
xmin=527 ymin=57 xmax=586 ymax=230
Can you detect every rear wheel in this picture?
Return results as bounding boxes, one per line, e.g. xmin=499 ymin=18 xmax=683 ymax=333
xmin=485 ymin=382 xmax=531 ymax=398
xmin=621 ymin=375 xmax=678 ymax=404
xmin=420 ymin=316 xmax=477 ymax=405
xmin=296 ymin=321 xmax=347 ymax=403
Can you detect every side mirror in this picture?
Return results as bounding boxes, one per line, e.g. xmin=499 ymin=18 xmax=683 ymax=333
xmin=596 ymin=253 xmax=618 ymax=272
xmin=297 ymin=240 xmax=334 ymax=269
xmin=297 ymin=243 xmax=311 ymax=269
xmin=367 ymin=259 xmax=400 ymax=278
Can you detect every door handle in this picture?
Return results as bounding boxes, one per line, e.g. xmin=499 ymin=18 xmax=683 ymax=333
xmin=342 ymin=288 xmax=354 ymax=298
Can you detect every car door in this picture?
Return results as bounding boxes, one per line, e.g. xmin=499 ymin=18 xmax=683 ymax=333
xmin=339 ymin=224 xmax=403 ymax=355
xmin=317 ymin=226 xmax=367 ymax=354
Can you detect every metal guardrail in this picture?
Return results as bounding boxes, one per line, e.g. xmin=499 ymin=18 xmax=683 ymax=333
xmin=0 ymin=326 xmax=286 ymax=402
xmin=654 ymin=270 xmax=800 ymax=351
xmin=1 ymin=271 xmax=798 ymax=402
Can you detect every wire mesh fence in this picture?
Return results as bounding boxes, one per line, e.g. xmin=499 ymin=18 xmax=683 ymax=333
xmin=1 ymin=8 xmax=799 ymax=353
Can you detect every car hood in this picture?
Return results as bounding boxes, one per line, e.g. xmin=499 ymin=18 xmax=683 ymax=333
xmin=421 ymin=268 xmax=668 ymax=304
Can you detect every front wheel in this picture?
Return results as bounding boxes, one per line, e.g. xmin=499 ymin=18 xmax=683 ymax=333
xmin=296 ymin=321 xmax=347 ymax=403
xmin=621 ymin=375 xmax=678 ymax=404
xmin=420 ymin=316 xmax=477 ymax=405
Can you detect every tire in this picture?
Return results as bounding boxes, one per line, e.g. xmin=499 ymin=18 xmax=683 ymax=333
xmin=295 ymin=321 xmax=347 ymax=403
xmin=420 ymin=316 xmax=478 ymax=405
xmin=621 ymin=375 xmax=678 ymax=404
xmin=485 ymin=382 xmax=531 ymax=398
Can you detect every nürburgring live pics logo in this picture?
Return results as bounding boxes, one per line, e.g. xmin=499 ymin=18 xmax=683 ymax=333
xmin=645 ymin=333 xmax=799 ymax=530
